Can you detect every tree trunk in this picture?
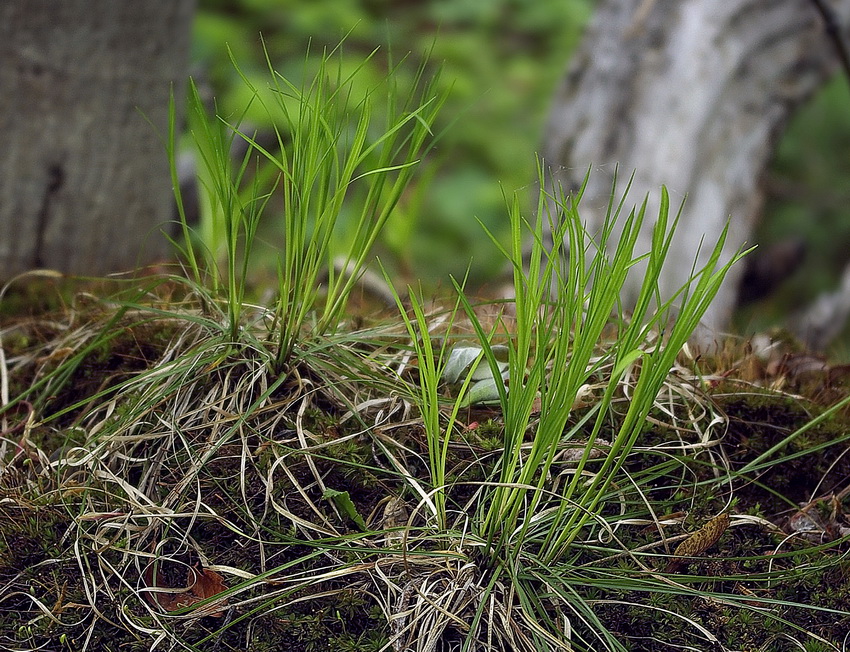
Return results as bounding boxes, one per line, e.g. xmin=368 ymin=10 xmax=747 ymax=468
xmin=0 ymin=0 xmax=195 ymax=278
xmin=542 ymin=0 xmax=850 ymax=343
xmin=791 ymin=260 xmax=850 ymax=349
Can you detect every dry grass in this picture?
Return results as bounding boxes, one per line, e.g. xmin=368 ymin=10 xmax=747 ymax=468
xmin=1 ymin=278 xmax=850 ymax=651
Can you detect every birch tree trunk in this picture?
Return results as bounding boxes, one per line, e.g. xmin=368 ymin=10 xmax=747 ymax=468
xmin=542 ymin=0 xmax=850 ymax=345
xmin=0 ymin=0 xmax=195 ymax=278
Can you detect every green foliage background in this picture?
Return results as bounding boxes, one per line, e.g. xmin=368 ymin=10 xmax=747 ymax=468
xmin=192 ymin=0 xmax=593 ymax=285
xmin=192 ymin=1 xmax=850 ymax=350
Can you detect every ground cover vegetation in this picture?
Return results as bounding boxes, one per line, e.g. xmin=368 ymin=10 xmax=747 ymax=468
xmin=3 ymin=43 xmax=850 ymax=652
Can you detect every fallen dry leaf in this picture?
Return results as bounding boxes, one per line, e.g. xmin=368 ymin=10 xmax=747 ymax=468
xmin=144 ymin=561 xmax=228 ymax=617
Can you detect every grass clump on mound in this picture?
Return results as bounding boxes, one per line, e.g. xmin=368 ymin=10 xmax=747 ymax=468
xmin=2 ymin=44 xmax=850 ymax=652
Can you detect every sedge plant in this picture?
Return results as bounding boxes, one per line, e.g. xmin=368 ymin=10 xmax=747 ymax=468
xmin=457 ymin=169 xmax=743 ymax=553
xmin=388 ymin=168 xmax=749 ymax=650
xmin=232 ymin=41 xmax=445 ymax=371
xmin=168 ymin=39 xmax=445 ymax=371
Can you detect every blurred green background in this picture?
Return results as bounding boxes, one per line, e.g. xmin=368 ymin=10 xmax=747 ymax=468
xmin=191 ymin=0 xmax=850 ymax=351
xmin=192 ymin=0 xmax=593 ymax=287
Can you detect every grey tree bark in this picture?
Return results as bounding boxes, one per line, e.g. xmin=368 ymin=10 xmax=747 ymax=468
xmin=542 ymin=0 xmax=850 ymax=347
xmin=0 ymin=0 xmax=195 ymax=278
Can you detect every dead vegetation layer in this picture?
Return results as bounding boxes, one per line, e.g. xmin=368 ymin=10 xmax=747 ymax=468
xmin=2 ymin=279 xmax=850 ymax=651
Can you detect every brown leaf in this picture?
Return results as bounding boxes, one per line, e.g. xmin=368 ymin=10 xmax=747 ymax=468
xmin=143 ymin=561 xmax=228 ymax=617
xmin=190 ymin=564 xmax=228 ymax=608
xmin=664 ymin=512 xmax=729 ymax=573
